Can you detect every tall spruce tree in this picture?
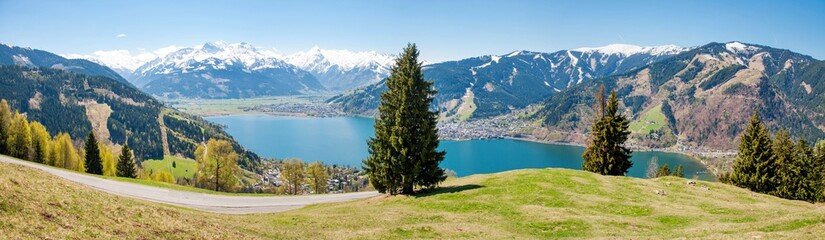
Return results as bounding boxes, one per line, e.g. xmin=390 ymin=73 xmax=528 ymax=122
xmin=364 ymin=44 xmax=445 ymax=195
xmin=772 ymin=129 xmax=798 ymax=200
xmin=728 ymin=111 xmax=776 ymax=193
xmin=792 ymin=138 xmax=818 ymax=202
xmin=84 ymin=131 xmax=103 ymax=174
xmin=116 ymin=144 xmax=137 ymax=178
xmin=582 ymin=90 xmax=633 ymax=175
xmin=815 ymin=142 xmax=825 ymax=202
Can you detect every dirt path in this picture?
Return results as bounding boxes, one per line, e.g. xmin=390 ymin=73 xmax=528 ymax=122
xmin=0 ymin=155 xmax=379 ymax=214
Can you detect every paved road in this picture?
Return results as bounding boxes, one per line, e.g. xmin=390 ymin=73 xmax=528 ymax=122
xmin=0 ymin=155 xmax=379 ymax=214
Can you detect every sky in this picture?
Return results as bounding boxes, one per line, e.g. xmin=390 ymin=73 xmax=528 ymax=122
xmin=1 ymin=0 xmax=824 ymax=63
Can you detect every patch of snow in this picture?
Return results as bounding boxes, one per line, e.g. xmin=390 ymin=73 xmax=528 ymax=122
xmin=572 ymin=44 xmax=687 ymax=56
xmin=12 ymin=55 xmax=34 ymax=67
xmin=566 ymin=51 xmax=579 ymax=66
xmin=285 ymin=46 xmax=394 ymax=73
xmin=725 ymin=41 xmax=761 ymax=55
xmin=544 ymin=81 xmax=551 ymax=87
xmin=490 ymin=55 xmax=501 ymax=63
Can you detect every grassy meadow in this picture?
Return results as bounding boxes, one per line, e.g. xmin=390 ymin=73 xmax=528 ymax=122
xmin=2 ymin=162 xmax=824 ymax=239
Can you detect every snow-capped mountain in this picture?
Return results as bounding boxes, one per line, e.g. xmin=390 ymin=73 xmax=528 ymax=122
xmin=536 ymin=41 xmax=822 ymax=149
xmin=0 ymin=43 xmax=131 ymax=85
xmin=132 ymin=41 xmax=324 ymax=99
xmin=286 ymin=47 xmax=394 ymax=91
xmin=62 ymin=47 xmax=181 ymax=81
xmin=330 ymin=44 xmax=689 ymax=119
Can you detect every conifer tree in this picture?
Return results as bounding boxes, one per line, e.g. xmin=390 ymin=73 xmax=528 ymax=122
xmin=364 ymin=44 xmax=446 ymax=195
xmin=0 ymin=99 xmax=11 ymax=155
xmin=792 ymin=138 xmax=818 ymax=202
xmin=116 ymin=144 xmax=137 ymax=178
xmin=84 ymin=131 xmax=102 ymax=174
xmin=815 ymin=142 xmax=825 ymax=202
xmin=728 ymin=111 xmax=776 ymax=193
xmin=673 ymin=164 xmax=684 ymax=178
xmin=772 ymin=129 xmax=798 ymax=199
xmin=656 ymin=164 xmax=671 ymax=177
xmin=582 ymin=90 xmax=632 ymax=176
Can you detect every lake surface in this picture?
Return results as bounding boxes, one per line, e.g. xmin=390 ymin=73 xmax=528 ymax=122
xmin=207 ymin=114 xmax=714 ymax=181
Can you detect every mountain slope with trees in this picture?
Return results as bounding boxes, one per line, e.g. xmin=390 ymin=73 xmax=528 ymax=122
xmin=532 ymin=42 xmax=824 ymax=150
xmin=0 ymin=43 xmax=131 ymax=86
xmin=0 ymin=64 xmax=259 ymax=169
xmin=329 ymin=44 xmax=687 ymax=120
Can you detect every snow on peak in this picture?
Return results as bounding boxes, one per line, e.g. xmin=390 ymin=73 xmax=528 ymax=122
xmin=572 ymin=44 xmax=687 ymax=56
xmin=725 ymin=41 xmax=761 ymax=54
xmin=285 ymin=46 xmax=394 ymax=72
xmin=63 ymin=45 xmax=183 ymax=72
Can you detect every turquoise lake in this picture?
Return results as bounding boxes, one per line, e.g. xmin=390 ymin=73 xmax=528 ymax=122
xmin=206 ymin=114 xmax=714 ymax=180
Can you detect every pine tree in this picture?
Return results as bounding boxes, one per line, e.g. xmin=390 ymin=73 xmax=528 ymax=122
xmin=815 ymin=142 xmax=825 ymax=202
xmin=0 ymin=99 xmax=11 ymax=155
xmin=656 ymin=164 xmax=671 ymax=177
xmin=84 ymin=131 xmax=102 ymax=174
xmin=792 ymin=138 xmax=817 ymax=202
xmin=582 ymin=90 xmax=633 ymax=176
xmin=116 ymin=144 xmax=138 ymax=178
xmin=673 ymin=164 xmax=684 ymax=178
xmin=364 ymin=44 xmax=446 ymax=195
xmin=728 ymin=111 xmax=776 ymax=193
xmin=772 ymin=129 xmax=798 ymax=199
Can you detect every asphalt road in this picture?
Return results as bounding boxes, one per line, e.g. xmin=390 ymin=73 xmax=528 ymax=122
xmin=0 ymin=155 xmax=379 ymax=214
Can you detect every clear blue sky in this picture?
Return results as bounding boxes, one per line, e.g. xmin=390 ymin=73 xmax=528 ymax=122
xmin=1 ymin=0 xmax=823 ymax=61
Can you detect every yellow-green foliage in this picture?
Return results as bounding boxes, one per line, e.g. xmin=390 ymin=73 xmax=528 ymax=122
xmin=141 ymin=155 xmax=196 ymax=179
xmin=99 ymin=144 xmax=116 ymax=177
xmin=8 ymin=112 xmax=32 ymax=160
xmin=28 ymin=121 xmax=51 ymax=163
xmin=50 ymin=133 xmax=83 ymax=172
xmin=308 ymin=161 xmax=329 ymax=194
xmin=152 ymin=170 xmax=175 ymax=184
xmin=195 ymin=139 xmax=240 ymax=192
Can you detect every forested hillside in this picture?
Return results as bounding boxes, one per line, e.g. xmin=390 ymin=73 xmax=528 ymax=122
xmin=0 ymin=65 xmax=259 ymax=169
xmin=533 ymin=42 xmax=824 ymax=150
xmin=329 ymin=45 xmax=685 ymax=120
xmin=0 ymin=43 xmax=131 ymax=86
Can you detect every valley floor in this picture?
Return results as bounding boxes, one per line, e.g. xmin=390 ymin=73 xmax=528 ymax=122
xmin=1 ymin=156 xmax=824 ymax=239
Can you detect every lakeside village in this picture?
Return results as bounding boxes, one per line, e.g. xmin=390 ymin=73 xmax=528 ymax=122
xmin=234 ymin=101 xmax=734 ymax=189
xmin=249 ymin=159 xmax=371 ymax=194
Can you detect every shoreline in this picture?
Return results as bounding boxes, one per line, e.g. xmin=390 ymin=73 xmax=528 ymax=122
xmin=194 ymin=111 xmax=729 ymax=178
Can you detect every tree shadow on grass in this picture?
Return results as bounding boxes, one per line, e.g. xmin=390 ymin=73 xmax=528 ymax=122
xmin=414 ymin=184 xmax=483 ymax=198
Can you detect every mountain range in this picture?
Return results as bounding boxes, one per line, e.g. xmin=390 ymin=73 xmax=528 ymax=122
xmin=329 ymin=44 xmax=688 ymax=119
xmin=69 ymin=42 xmax=395 ymax=98
xmin=532 ymin=42 xmax=824 ymax=149
xmin=0 ymin=44 xmax=260 ymax=169
xmin=1 ymin=43 xmax=131 ymax=86
xmin=52 ymin=41 xmax=825 ymax=151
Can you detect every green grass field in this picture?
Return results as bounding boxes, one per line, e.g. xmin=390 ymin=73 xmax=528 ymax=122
xmin=630 ymin=104 xmax=667 ymax=134
xmin=141 ymin=155 xmax=197 ymax=179
xmin=2 ymin=161 xmax=823 ymax=239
